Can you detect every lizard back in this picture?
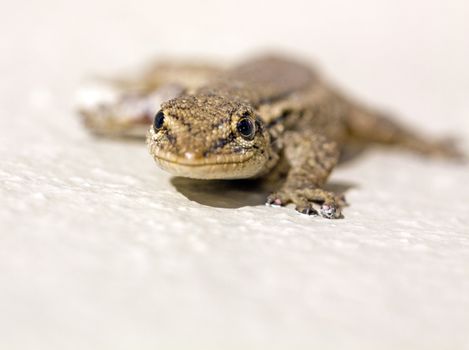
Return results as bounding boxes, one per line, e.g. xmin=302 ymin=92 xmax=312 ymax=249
xmin=197 ymin=55 xmax=319 ymax=108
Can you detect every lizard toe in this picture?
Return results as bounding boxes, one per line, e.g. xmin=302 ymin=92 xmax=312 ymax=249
xmin=298 ymin=188 xmax=344 ymax=219
xmin=266 ymin=191 xmax=289 ymax=207
xmin=267 ymin=188 xmax=345 ymax=218
xmin=296 ymin=203 xmax=319 ymax=216
xmin=319 ymin=203 xmax=341 ymax=219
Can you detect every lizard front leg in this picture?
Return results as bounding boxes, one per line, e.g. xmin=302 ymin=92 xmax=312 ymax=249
xmin=266 ymin=131 xmax=346 ymax=218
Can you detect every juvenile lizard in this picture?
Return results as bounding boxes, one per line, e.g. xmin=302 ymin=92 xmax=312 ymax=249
xmin=78 ymin=55 xmax=463 ymax=218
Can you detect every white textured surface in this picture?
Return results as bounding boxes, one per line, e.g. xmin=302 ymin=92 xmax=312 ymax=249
xmin=1 ymin=1 xmax=469 ymax=349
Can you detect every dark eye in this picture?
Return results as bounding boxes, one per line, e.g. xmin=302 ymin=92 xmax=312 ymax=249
xmin=153 ymin=110 xmax=165 ymax=131
xmin=236 ymin=117 xmax=255 ymax=140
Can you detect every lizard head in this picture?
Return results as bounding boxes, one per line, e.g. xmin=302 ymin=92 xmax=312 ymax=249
xmin=146 ymin=94 xmax=272 ymax=179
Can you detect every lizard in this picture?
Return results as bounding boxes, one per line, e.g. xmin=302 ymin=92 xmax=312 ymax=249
xmin=78 ymin=55 xmax=464 ymax=219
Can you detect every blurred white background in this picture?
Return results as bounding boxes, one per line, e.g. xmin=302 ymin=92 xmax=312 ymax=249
xmin=2 ymin=0 xmax=469 ymax=129
xmin=1 ymin=1 xmax=468 ymax=349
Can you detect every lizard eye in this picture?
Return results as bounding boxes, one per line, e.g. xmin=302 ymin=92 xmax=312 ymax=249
xmin=153 ymin=110 xmax=165 ymax=132
xmin=236 ymin=117 xmax=256 ymax=140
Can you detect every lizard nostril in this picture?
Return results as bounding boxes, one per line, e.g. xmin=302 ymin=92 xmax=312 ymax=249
xmin=184 ymin=152 xmax=195 ymax=160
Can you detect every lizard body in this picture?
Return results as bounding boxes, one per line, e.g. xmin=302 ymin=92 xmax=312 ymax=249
xmin=78 ymin=55 xmax=463 ymax=218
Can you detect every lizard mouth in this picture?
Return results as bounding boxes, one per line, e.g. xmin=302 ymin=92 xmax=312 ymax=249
xmin=149 ymin=149 xmax=261 ymax=179
xmin=147 ymin=140 xmax=265 ymax=179
xmin=151 ymin=150 xmax=255 ymax=166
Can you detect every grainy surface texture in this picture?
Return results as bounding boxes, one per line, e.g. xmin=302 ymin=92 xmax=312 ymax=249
xmin=1 ymin=1 xmax=469 ymax=349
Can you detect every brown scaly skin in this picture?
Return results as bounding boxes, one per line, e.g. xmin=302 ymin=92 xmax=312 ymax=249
xmin=78 ymin=55 xmax=465 ymax=219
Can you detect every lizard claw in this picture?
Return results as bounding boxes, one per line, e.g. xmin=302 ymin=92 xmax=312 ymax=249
xmin=266 ymin=197 xmax=283 ymax=206
xmin=266 ymin=192 xmax=289 ymax=207
xmin=266 ymin=188 xmax=345 ymax=219
xmin=319 ymin=203 xmax=339 ymax=219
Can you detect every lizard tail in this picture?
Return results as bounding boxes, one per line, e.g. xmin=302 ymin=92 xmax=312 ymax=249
xmin=344 ymin=105 xmax=466 ymax=161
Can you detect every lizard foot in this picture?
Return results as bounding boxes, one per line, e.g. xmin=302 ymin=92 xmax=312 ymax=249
xmin=266 ymin=188 xmax=346 ymax=219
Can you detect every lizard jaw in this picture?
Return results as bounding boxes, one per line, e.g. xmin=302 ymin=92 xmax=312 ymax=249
xmin=148 ymin=149 xmax=266 ymax=179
